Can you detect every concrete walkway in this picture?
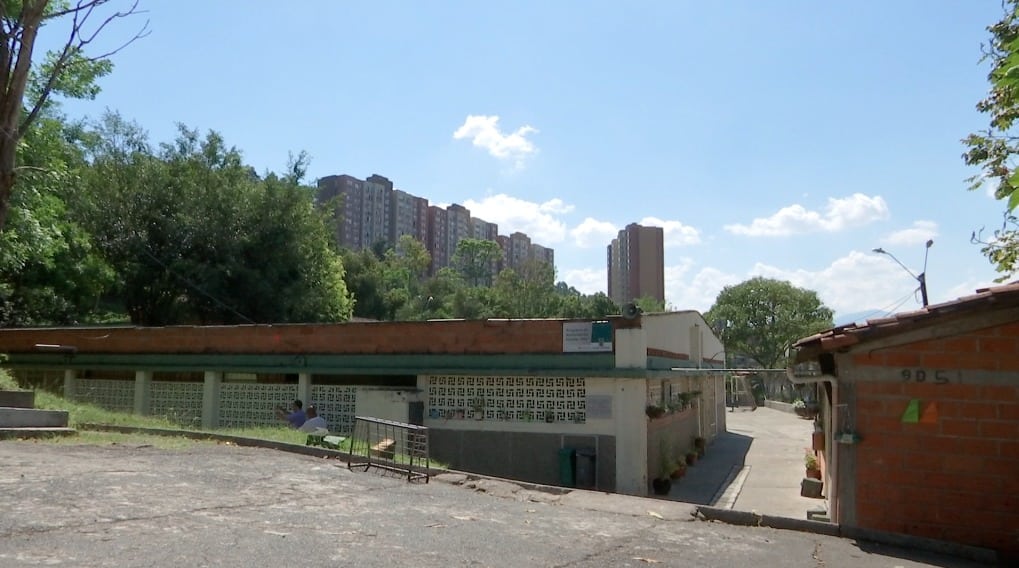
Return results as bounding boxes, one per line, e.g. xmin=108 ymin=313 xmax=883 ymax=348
xmin=667 ymin=406 xmax=825 ymax=520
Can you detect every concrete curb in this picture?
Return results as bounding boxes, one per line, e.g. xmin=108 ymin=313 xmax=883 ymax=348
xmin=695 ymin=506 xmax=840 ymax=536
xmin=763 ymin=400 xmax=795 ymax=414
xmin=694 ymin=506 xmax=999 ymax=565
xmin=78 ymin=423 xmax=447 ymax=477
xmin=0 ymin=427 xmax=77 ymax=440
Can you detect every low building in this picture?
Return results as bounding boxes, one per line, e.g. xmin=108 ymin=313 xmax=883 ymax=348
xmin=1 ymin=312 xmax=725 ymax=496
xmin=791 ymin=282 xmax=1019 ymax=562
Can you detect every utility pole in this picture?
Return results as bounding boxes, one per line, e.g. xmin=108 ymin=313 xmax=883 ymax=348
xmin=872 ymin=239 xmax=933 ymax=307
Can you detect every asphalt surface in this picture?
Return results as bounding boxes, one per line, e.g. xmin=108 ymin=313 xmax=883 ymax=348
xmin=0 ymin=440 xmax=989 ymax=567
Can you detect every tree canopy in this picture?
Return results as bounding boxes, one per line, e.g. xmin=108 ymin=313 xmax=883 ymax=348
xmin=0 ymin=0 xmax=147 ymax=231
xmin=964 ymin=0 xmax=1019 ymax=280
xmin=704 ymin=277 xmax=834 ymax=369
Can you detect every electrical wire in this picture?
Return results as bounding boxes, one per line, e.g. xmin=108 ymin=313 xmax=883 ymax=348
xmin=140 ymin=247 xmax=256 ymax=324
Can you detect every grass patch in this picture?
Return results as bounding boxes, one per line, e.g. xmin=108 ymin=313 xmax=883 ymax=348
xmin=0 ymin=368 xmax=22 ymax=391
xmin=33 ymin=389 xmax=182 ymax=429
xmin=45 ymin=430 xmax=220 ymax=450
xmin=4 ymin=376 xmax=447 ymax=468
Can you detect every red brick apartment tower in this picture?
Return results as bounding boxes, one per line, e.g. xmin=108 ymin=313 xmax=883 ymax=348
xmin=607 ymin=223 xmax=664 ymax=307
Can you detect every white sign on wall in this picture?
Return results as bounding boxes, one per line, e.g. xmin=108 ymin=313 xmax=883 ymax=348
xmin=563 ymin=321 xmax=613 ymax=353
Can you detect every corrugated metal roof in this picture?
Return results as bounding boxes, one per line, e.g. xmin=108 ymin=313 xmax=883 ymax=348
xmin=793 ymin=281 xmax=1019 ymax=361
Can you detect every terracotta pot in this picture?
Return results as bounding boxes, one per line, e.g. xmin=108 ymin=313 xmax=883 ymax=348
xmin=806 ymin=467 xmax=821 ymax=480
xmin=651 ymin=478 xmax=672 ymax=495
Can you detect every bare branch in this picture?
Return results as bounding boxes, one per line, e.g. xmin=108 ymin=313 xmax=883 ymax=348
xmin=43 ymin=0 xmax=111 ymax=21
xmin=22 ymin=0 xmax=149 ymax=132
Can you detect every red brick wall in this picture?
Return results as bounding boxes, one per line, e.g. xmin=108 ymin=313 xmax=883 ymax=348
xmin=849 ymin=322 xmax=1019 ymax=556
xmin=0 ymin=319 xmax=582 ymax=356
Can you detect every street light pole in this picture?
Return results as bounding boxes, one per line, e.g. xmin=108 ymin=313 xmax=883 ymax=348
xmin=872 ymin=240 xmax=933 ymax=307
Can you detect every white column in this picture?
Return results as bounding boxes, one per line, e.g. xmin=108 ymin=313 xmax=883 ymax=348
xmin=134 ymin=370 xmax=152 ymax=416
xmin=63 ymin=369 xmax=76 ymax=399
xmin=614 ymin=378 xmax=649 ymax=496
xmin=298 ymin=372 xmax=311 ymax=406
xmin=614 ymin=328 xmax=647 ymax=369
xmin=202 ymin=371 xmax=222 ymax=429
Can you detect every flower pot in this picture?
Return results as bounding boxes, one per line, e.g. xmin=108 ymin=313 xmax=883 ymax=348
xmin=651 ymin=477 xmax=672 ymax=495
xmin=685 ymin=453 xmax=697 ymax=466
xmin=806 ymin=467 xmax=821 ymax=480
xmin=812 ymin=431 xmax=825 ymax=451
xmin=670 ymin=467 xmax=686 ymax=480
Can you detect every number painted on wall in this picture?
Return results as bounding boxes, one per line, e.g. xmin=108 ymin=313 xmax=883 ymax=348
xmin=900 ymin=369 xmax=956 ymax=384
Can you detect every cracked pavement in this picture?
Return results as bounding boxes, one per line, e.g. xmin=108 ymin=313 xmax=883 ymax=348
xmin=0 ymin=441 xmax=987 ymax=567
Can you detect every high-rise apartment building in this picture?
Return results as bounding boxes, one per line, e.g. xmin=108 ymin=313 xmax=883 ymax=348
xmin=317 ymin=174 xmax=364 ymax=248
xmin=316 ymin=173 xmax=554 ymax=278
xmin=427 ymin=206 xmax=449 ymax=273
xmin=607 ymin=223 xmax=665 ymax=307
xmin=390 ymin=189 xmax=429 ymax=245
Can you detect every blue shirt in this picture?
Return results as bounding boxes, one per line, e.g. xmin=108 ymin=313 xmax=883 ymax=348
xmin=287 ymin=409 xmax=306 ymax=428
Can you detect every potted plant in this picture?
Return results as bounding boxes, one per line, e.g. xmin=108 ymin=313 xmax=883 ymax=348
xmin=652 ymin=440 xmax=673 ymax=495
xmin=812 ymin=422 xmax=825 ymax=451
xmin=805 ymin=450 xmax=821 ymax=480
xmin=693 ymin=436 xmax=706 ymax=458
xmin=685 ymin=451 xmax=698 ymax=466
xmin=645 ymin=404 xmax=666 ymax=419
xmin=670 ymin=460 xmax=687 ymax=480
xmin=793 ymin=399 xmax=819 ymax=420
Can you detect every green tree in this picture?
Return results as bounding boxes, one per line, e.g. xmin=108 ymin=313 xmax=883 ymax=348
xmin=78 ymin=114 xmax=352 ymax=324
xmin=339 ymin=248 xmax=386 ymax=320
xmin=704 ymin=277 xmax=833 ymax=369
xmin=0 ymin=0 xmax=147 ymax=231
xmin=634 ymin=295 xmax=666 ymax=314
xmin=493 ymin=260 xmax=556 ymax=317
xmin=964 ymin=1 xmax=1019 ymax=279
xmin=0 ymin=114 xmax=114 ymax=325
xmin=451 ymin=238 xmax=502 ymax=287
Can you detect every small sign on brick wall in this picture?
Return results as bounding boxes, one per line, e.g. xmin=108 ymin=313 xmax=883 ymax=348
xmin=563 ymin=321 xmax=613 ymax=353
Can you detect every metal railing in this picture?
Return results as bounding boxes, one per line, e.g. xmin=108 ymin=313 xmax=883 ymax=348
xmin=347 ymin=416 xmax=430 ymax=483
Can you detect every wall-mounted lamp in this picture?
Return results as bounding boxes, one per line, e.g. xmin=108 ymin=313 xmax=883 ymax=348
xmin=33 ymin=344 xmax=77 ymax=354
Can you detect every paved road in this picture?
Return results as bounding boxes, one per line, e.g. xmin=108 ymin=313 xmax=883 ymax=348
xmin=0 ymin=441 xmax=986 ymax=567
xmin=668 ymin=406 xmax=826 ymax=520
xmin=727 ymin=406 xmax=824 ymax=517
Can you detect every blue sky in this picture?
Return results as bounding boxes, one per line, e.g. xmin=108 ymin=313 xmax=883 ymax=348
xmin=51 ymin=1 xmax=1009 ymax=322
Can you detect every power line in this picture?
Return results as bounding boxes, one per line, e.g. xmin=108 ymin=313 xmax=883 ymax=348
xmin=140 ymin=247 xmax=256 ymax=324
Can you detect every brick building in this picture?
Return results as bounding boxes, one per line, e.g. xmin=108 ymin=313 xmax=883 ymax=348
xmin=1 ymin=312 xmax=725 ymax=497
xmin=792 ymin=282 xmax=1019 ymax=562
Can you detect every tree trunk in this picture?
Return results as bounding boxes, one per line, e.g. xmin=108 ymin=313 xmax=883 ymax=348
xmin=0 ymin=0 xmax=48 ymax=232
xmin=0 ymin=170 xmax=12 ymax=230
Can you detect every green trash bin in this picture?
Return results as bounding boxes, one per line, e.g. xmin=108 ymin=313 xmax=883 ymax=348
xmin=558 ymin=447 xmax=576 ymax=487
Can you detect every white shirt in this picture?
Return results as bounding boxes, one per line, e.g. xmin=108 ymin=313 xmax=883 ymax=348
xmin=299 ymin=416 xmax=328 ymax=433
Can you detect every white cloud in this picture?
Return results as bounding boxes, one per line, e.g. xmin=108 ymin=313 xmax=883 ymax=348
xmin=463 ymin=194 xmax=568 ymax=244
xmin=639 ymin=216 xmax=702 ymax=247
xmin=663 ymin=260 xmax=741 ymax=313
xmin=748 ymin=250 xmax=927 ymax=321
xmin=452 ymin=115 xmax=538 ymax=168
xmin=571 ymin=218 xmax=618 ymax=248
xmin=724 ymin=193 xmax=890 ymax=236
xmin=559 ymin=267 xmax=606 ymax=296
xmin=882 ymin=220 xmax=938 ymax=247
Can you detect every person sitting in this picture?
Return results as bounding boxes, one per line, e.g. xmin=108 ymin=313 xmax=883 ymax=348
xmin=275 ymin=399 xmax=306 ymax=428
xmin=298 ymin=405 xmax=328 ymax=433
